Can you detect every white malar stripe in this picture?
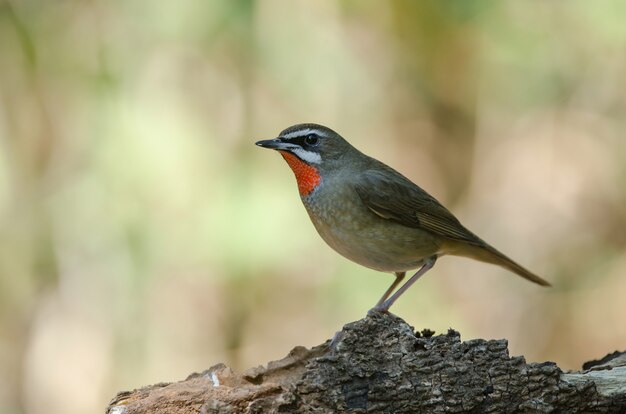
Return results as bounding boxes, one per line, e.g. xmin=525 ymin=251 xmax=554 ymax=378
xmin=282 ymin=128 xmax=328 ymax=140
xmin=292 ymin=148 xmax=322 ymax=164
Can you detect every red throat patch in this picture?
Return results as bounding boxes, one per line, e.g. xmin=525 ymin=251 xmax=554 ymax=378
xmin=279 ymin=151 xmax=321 ymax=196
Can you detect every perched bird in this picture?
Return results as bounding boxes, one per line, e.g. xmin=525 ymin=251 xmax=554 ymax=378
xmin=256 ymin=124 xmax=550 ymax=312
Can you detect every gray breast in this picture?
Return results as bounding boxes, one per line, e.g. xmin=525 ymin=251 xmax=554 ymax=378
xmin=301 ymin=180 xmax=441 ymax=272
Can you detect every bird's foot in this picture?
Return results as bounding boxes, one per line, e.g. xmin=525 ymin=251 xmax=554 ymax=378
xmin=328 ymin=330 xmax=344 ymax=350
xmin=367 ymin=307 xmax=387 ymax=316
xmin=367 ymin=300 xmax=393 ymax=316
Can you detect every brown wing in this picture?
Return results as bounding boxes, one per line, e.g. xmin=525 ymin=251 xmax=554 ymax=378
xmin=353 ymin=167 xmax=483 ymax=246
xmin=353 ymin=165 xmax=551 ymax=286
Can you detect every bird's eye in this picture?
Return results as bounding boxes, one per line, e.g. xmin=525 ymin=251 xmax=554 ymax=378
xmin=304 ymin=134 xmax=319 ymax=146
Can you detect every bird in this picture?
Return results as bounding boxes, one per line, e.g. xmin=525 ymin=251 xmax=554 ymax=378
xmin=255 ymin=123 xmax=550 ymax=312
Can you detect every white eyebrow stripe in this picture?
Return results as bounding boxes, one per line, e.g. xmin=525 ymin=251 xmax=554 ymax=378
xmin=291 ymin=148 xmax=322 ymax=164
xmin=281 ymin=128 xmax=328 ymax=140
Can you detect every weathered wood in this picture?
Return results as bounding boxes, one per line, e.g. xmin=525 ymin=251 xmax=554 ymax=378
xmin=106 ymin=312 xmax=626 ymax=413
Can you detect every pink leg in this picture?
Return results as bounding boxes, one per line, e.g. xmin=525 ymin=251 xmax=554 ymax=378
xmin=375 ymin=272 xmax=406 ymax=308
xmin=370 ymin=256 xmax=437 ymax=313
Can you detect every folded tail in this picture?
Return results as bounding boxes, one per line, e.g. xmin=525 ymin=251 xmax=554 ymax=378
xmin=443 ymin=241 xmax=551 ymax=287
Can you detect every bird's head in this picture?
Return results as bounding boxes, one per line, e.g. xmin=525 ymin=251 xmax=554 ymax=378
xmin=255 ymin=123 xmax=356 ymax=196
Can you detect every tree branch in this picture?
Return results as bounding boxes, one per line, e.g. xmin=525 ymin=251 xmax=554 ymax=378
xmin=106 ymin=312 xmax=626 ymax=413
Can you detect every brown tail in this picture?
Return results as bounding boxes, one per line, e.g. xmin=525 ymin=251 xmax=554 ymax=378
xmin=444 ymin=241 xmax=551 ymax=287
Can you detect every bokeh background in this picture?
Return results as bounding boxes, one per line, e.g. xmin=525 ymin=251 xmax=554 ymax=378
xmin=1 ymin=1 xmax=625 ymax=413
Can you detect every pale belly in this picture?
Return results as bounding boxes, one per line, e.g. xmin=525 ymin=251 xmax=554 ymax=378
xmin=302 ymin=190 xmax=441 ymax=272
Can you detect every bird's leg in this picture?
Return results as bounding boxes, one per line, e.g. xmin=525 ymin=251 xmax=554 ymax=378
xmin=371 ymin=256 xmax=437 ymax=313
xmin=374 ymin=272 xmax=406 ymax=308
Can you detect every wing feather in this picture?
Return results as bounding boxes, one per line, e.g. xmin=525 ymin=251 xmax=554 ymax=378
xmin=353 ymin=167 xmax=483 ymax=246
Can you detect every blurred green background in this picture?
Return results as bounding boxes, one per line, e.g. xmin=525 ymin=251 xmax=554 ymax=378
xmin=1 ymin=1 xmax=626 ymax=413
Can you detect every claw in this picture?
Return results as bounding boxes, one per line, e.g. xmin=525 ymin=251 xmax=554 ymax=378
xmin=367 ymin=304 xmax=390 ymax=315
xmin=329 ymin=330 xmax=345 ymax=349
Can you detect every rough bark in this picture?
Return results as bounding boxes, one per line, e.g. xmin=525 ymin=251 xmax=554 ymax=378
xmin=106 ymin=312 xmax=626 ymax=413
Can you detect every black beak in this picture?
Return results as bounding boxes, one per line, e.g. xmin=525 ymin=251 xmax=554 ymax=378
xmin=255 ymin=138 xmax=296 ymax=150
